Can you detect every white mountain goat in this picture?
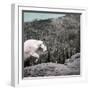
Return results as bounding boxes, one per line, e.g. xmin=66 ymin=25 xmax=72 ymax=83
xmin=24 ymin=39 xmax=47 ymax=64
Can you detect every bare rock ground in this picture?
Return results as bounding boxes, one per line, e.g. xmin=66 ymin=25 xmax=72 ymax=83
xmin=24 ymin=53 xmax=80 ymax=77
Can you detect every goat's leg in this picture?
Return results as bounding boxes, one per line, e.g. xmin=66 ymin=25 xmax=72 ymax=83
xmin=32 ymin=53 xmax=39 ymax=63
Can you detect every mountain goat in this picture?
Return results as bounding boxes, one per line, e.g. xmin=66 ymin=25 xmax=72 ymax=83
xmin=24 ymin=39 xmax=47 ymax=66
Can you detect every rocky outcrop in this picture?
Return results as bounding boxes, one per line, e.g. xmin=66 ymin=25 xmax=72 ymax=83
xmin=24 ymin=53 xmax=80 ymax=77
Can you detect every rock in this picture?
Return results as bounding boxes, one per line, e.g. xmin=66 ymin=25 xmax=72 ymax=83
xmin=24 ymin=53 xmax=80 ymax=77
xmin=24 ymin=62 xmax=80 ymax=77
xmin=65 ymin=53 xmax=80 ymax=75
xmin=71 ymin=53 xmax=80 ymax=59
xmin=65 ymin=53 xmax=80 ymax=65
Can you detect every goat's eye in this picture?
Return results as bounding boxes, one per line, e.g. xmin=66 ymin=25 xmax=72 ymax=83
xmin=37 ymin=46 xmax=43 ymax=51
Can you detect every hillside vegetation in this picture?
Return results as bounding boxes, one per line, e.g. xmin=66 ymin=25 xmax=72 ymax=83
xmin=24 ymin=14 xmax=80 ymax=65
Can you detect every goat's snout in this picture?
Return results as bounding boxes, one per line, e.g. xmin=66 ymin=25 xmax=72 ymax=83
xmin=43 ymin=46 xmax=47 ymax=52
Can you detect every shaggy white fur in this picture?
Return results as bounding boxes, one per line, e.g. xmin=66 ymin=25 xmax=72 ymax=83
xmin=24 ymin=39 xmax=47 ymax=62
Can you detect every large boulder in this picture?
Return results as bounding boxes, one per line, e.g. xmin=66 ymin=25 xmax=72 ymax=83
xmin=65 ymin=53 xmax=80 ymax=75
xmin=65 ymin=53 xmax=80 ymax=68
xmin=24 ymin=62 xmax=80 ymax=77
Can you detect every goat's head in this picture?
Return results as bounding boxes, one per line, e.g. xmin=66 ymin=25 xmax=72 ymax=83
xmin=37 ymin=41 xmax=47 ymax=53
